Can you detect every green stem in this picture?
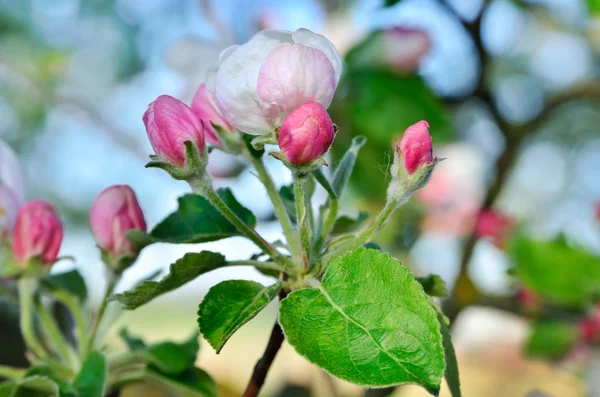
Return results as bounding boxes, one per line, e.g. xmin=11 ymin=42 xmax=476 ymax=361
xmin=0 ymin=365 xmax=26 ymax=380
xmin=87 ymin=274 xmax=118 ymax=353
xmin=188 ymin=174 xmax=290 ymax=267
xmin=246 ymin=153 xmax=299 ymax=258
xmin=293 ymin=174 xmax=311 ymax=268
xmin=53 ymin=290 xmax=89 ymax=359
xmin=18 ymin=278 xmax=49 ymax=361
xmin=34 ymin=299 xmax=77 ymax=369
xmin=227 ymin=260 xmax=291 ymax=274
xmin=321 ymin=198 xmax=399 ymax=264
xmin=311 ymin=169 xmax=339 ymax=257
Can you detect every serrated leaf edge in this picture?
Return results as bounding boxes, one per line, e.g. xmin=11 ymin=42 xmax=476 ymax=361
xmin=278 ymin=247 xmax=445 ymax=394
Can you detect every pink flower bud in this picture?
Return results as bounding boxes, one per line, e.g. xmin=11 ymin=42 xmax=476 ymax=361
xmin=397 ymin=120 xmax=434 ymax=174
xmin=191 ymin=84 xmax=234 ymax=146
xmin=12 ymin=200 xmax=63 ymax=266
xmin=278 ymin=101 xmax=335 ymax=164
xmin=89 ymin=185 xmax=146 ymax=259
xmin=474 ymin=208 xmax=514 ymax=248
xmin=143 ymin=95 xmax=205 ymax=166
xmin=516 ymin=287 xmax=540 ymax=311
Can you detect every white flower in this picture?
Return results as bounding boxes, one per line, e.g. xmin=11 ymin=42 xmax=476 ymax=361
xmin=209 ymin=28 xmax=342 ymax=135
xmin=0 ymin=139 xmax=24 ymax=241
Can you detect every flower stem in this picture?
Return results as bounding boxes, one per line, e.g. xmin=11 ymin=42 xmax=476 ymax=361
xmin=18 ymin=278 xmax=49 ymax=361
xmin=293 ymin=174 xmax=311 ymax=268
xmin=246 ymin=153 xmax=299 ymax=257
xmin=188 ymin=173 xmax=290 ymax=267
xmin=34 ymin=299 xmax=78 ymax=369
xmin=0 ymin=365 xmax=26 ymax=380
xmin=87 ymin=273 xmax=118 ymax=354
xmin=53 ymin=290 xmax=89 ymax=359
xmin=321 ymin=197 xmax=400 ymax=264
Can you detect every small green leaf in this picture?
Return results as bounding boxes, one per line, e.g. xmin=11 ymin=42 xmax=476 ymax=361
xmin=112 ymin=251 xmax=226 ymax=310
xmin=418 ymin=275 xmax=449 ymax=298
xmin=279 ymin=248 xmax=445 ymax=393
xmin=147 ymin=341 xmax=197 ymax=375
xmin=71 ymin=351 xmax=107 ymax=397
xmin=331 ymin=211 xmax=369 ymax=235
xmin=510 ymin=237 xmax=600 ymax=307
xmin=119 ymin=328 xmax=147 ymax=350
xmin=525 ymin=321 xmax=578 ymax=360
xmin=127 ymin=189 xmax=257 ymax=250
xmin=0 ymin=376 xmax=59 ymax=397
xmin=438 ymin=313 xmax=461 ymax=397
xmin=147 ymin=367 xmax=218 ymax=397
xmin=331 ymin=136 xmax=366 ymax=197
xmin=199 ymin=280 xmax=282 ymax=353
xmin=42 ymin=269 xmax=87 ymax=302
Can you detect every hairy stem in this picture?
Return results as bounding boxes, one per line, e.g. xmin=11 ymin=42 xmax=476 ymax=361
xmin=189 ymin=173 xmax=289 ymax=266
xmin=242 ymin=290 xmax=288 ymax=397
xmin=88 ymin=273 xmax=118 ymax=353
xmin=293 ymin=174 xmax=311 ymax=268
xmin=34 ymin=299 xmax=77 ymax=369
xmin=18 ymin=278 xmax=48 ymax=361
xmin=247 ymin=154 xmax=299 ymax=257
xmin=53 ymin=290 xmax=89 ymax=358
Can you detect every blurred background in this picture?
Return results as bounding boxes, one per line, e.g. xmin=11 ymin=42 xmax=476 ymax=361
xmin=0 ymin=0 xmax=599 ymax=396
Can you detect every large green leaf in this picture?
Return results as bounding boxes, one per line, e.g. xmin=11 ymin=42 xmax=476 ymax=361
xmin=198 ymin=280 xmax=282 ymax=353
xmin=0 ymin=376 xmax=59 ymax=397
xmin=127 ymin=189 xmax=256 ymax=250
xmin=71 ymin=351 xmax=107 ymax=397
xmin=42 ymin=269 xmax=87 ymax=302
xmin=112 ymin=251 xmax=226 ymax=310
xmin=438 ymin=314 xmax=461 ymax=397
xmin=331 ymin=71 xmax=453 ymax=199
xmin=279 ymin=248 xmax=445 ymax=393
xmin=510 ymin=237 xmax=600 ymax=307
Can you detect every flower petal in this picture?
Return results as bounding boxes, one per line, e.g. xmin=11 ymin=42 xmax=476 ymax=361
xmin=292 ymin=28 xmax=343 ymax=84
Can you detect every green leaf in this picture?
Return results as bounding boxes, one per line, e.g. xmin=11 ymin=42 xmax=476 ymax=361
xmin=71 ymin=351 xmax=107 ymax=397
xmin=510 ymin=237 xmax=600 ymax=307
xmin=418 ymin=275 xmax=449 ymax=298
xmin=279 ymin=185 xmax=296 ymax=221
xmin=147 ymin=367 xmax=218 ymax=397
xmin=199 ymin=280 xmax=282 ymax=353
xmin=279 ymin=248 xmax=445 ymax=393
xmin=331 ymin=136 xmax=366 ymax=197
xmin=383 ymin=0 xmax=403 ymax=6
xmin=0 ymin=376 xmax=58 ymax=397
xmin=525 ymin=321 xmax=578 ymax=360
xmin=42 ymin=270 xmax=87 ymax=302
xmin=331 ymin=211 xmax=369 ymax=235
xmin=126 ymin=189 xmax=257 ymax=250
xmin=588 ymin=0 xmax=600 ymax=14
xmin=438 ymin=313 xmax=461 ymax=397
xmin=112 ymin=251 xmax=226 ymax=310
xmin=119 ymin=328 xmax=147 ymax=350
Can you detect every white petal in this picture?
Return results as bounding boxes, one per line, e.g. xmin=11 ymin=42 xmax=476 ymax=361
xmin=292 ymin=28 xmax=343 ymax=84
xmin=0 ymin=139 xmax=24 ymax=202
xmin=257 ymin=43 xmax=336 ymax=127
xmin=213 ymin=30 xmax=292 ymax=135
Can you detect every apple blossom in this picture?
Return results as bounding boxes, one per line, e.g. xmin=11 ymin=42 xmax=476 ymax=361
xmin=475 ymin=208 xmax=514 ymax=247
xmin=191 ymin=83 xmax=234 ymax=146
xmin=89 ymin=185 xmax=147 ymax=261
xmin=397 ymin=120 xmax=435 ymax=174
xmin=208 ymin=28 xmax=342 ymax=135
xmin=12 ymin=200 xmax=63 ymax=266
xmin=278 ymin=101 xmax=335 ymax=164
xmin=0 ymin=184 xmax=21 ymax=242
xmin=143 ymin=95 xmax=205 ymax=166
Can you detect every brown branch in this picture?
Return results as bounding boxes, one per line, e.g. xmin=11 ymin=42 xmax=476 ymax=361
xmin=242 ymin=290 xmax=288 ymax=397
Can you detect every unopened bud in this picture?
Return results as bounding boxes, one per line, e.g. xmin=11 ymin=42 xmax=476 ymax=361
xmin=474 ymin=208 xmax=514 ymax=248
xmin=191 ymin=84 xmax=235 ymax=147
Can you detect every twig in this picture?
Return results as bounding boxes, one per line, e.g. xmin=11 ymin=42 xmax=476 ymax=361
xmin=242 ymin=290 xmax=288 ymax=397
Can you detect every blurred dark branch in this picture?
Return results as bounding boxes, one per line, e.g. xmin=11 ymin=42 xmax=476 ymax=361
xmin=242 ymin=290 xmax=288 ymax=397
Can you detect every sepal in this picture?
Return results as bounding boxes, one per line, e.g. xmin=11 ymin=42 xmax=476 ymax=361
xmin=146 ymin=141 xmax=207 ymax=180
